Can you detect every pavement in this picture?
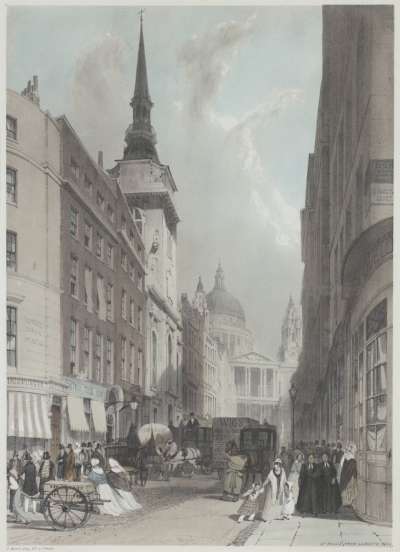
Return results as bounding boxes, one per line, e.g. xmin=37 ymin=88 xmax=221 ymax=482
xmin=7 ymin=475 xmax=393 ymax=547
xmin=242 ymin=509 xmax=393 ymax=547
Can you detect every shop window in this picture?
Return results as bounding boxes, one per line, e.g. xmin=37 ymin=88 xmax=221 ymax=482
xmin=366 ymin=327 xmax=387 ymax=452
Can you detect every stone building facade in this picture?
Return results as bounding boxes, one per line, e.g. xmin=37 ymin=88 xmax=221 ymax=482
xmin=181 ymin=278 xmax=236 ymax=421
xmin=6 ymin=80 xmax=66 ymax=459
xmin=117 ymin=18 xmax=182 ymax=426
xmin=57 ymin=115 xmax=146 ymax=446
xmin=294 ymin=5 xmax=393 ymax=524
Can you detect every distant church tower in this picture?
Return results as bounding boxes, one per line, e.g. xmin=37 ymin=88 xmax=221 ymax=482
xmin=118 ymin=14 xmax=181 ymax=426
xmin=278 ymin=295 xmax=302 ymax=365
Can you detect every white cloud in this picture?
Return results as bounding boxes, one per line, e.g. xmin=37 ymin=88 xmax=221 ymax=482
xmin=178 ymin=13 xmax=256 ymax=118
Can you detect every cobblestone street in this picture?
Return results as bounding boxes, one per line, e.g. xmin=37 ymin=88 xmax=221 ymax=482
xmin=7 ymin=475 xmax=393 ymax=547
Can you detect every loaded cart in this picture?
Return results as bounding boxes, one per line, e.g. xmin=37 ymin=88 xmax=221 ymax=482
xmin=28 ymin=480 xmax=110 ymax=530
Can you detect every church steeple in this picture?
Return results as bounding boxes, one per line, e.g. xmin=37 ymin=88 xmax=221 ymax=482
xmin=124 ymin=12 xmax=159 ymax=163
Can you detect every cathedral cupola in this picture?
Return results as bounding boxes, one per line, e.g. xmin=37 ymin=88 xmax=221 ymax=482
xmin=124 ymin=13 xmax=159 ymax=163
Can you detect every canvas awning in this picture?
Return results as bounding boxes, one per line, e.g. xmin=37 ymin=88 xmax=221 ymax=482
xmin=67 ymin=396 xmax=89 ymax=433
xmin=8 ymin=391 xmax=52 ymax=439
xmin=91 ymin=400 xmax=106 ymax=434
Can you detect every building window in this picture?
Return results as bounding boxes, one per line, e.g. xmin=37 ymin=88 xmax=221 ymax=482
xmin=97 ymin=192 xmax=104 ymax=210
xmin=84 ymin=221 xmax=92 ymax=249
xmin=70 ymin=256 xmax=79 ymax=297
xmin=152 ymin=332 xmax=157 ymax=386
xmin=121 ymin=290 xmax=127 ymax=320
xmin=129 ymin=263 xmax=135 ymax=282
xmin=106 ymin=283 xmax=113 ymax=321
xmin=134 ymin=208 xmax=143 ymax=235
xmin=84 ymin=267 xmax=92 ymax=311
xmin=366 ymin=300 xmax=387 ymax=451
xmin=95 ymin=333 xmax=102 ymax=382
xmin=121 ymin=215 xmax=126 ymax=233
xmin=7 ymin=306 xmax=17 ymax=367
xmin=121 ymin=250 xmax=127 ymax=271
xmin=83 ymin=327 xmax=91 ymax=376
xmin=84 ymin=175 xmax=93 ymax=195
xmin=352 ymin=323 xmax=364 ymax=449
xmin=7 ymin=115 xmax=17 ymax=140
xmin=167 ymin=334 xmax=173 ymax=391
xmin=121 ymin=336 xmax=127 ymax=380
xmin=138 ymin=349 xmax=143 ymax=386
xmin=106 ymin=243 xmax=113 ymax=268
xmin=107 ymin=204 xmax=114 ymax=222
xmin=129 ymin=343 xmax=135 ymax=383
xmin=129 ymin=229 xmax=134 ymax=246
xmin=138 ymin=272 xmax=143 ymax=291
xmin=138 ymin=307 xmax=143 ymax=333
xmin=70 ymin=319 xmax=77 ymax=374
xmin=95 ymin=232 xmax=103 ymax=259
xmin=70 ymin=207 xmax=78 ymax=237
xmin=7 ymin=168 xmax=17 ymax=204
xmin=129 ymin=298 xmax=135 ymax=325
xmin=106 ymin=338 xmax=113 ymax=384
xmin=96 ymin=275 xmax=106 ymax=320
xmin=70 ymin=157 xmax=80 ymax=180
xmin=6 ymin=231 xmax=17 ymax=271
xmin=167 ymin=232 xmax=173 ymax=259
xmin=153 ymin=408 xmax=157 ymax=423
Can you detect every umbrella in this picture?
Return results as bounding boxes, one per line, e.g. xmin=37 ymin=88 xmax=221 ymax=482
xmin=138 ymin=423 xmax=172 ymax=447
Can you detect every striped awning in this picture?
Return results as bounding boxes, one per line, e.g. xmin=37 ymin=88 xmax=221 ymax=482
xmin=8 ymin=391 xmax=52 ymax=439
xmin=91 ymin=400 xmax=106 ymax=434
xmin=67 ymin=396 xmax=89 ymax=433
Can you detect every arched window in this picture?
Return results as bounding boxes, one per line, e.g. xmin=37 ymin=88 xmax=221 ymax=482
xmin=152 ymin=331 xmax=157 ymax=386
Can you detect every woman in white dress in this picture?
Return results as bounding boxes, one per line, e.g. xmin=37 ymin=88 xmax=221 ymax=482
xmin=107 ymin=458 xmax=142 ymax=513
xmin=288 ymin=452 xmax=304 ymax=503
xmin=87 ymin=459 xmax=124 ymax=516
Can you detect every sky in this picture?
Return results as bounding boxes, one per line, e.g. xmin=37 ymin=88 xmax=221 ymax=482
xmin=7 ymin=6 xmax=322 ymax=358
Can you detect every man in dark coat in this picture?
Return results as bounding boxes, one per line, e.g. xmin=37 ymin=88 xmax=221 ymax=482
xmin=22 ymin=454 xmax=38 ymax=496
xmin=38 ymin=451 xmax=55 ymax=495
xmin=296 ymin=453 xmax=320 ymax=516
xmin=319 ymin=452 xmax=342 ymax=513
xmin=56 ymin=444 xmax=67 ymax=480
xmin=92 ymin=443 xmax=106 ymax=468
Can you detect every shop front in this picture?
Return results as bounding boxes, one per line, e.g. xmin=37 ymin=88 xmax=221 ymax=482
xmin=63 ymin=377 xmax=108 ymax=446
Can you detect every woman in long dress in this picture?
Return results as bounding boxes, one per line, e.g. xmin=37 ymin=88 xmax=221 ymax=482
xmin=259 ymin=458 xmax=287 ymax=522
xmin=87 ymin=459 xmax=124 ymax=516
xmin=107 ymin=458 xmax=142 ymax=513
xmin=288 ymin=452 xmax=304 ymax=503
xmin=339 ymin=443 xmax=358 ymax=507
xmin=222 ymin=443 xmax=248 ymax=502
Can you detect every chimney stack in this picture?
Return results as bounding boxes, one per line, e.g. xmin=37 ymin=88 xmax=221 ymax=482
xmin=98 ymin=151 xmax=103 ymax=168
xmin=21 ymin=75 xmax=40 ymax=106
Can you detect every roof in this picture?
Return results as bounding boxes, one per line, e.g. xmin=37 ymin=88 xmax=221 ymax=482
xmin=206 ymin=262 xmax=245 ymax=322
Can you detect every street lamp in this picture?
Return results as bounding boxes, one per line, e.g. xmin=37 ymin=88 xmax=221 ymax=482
xmin=289 ymin=383 xmax=297 ymax=451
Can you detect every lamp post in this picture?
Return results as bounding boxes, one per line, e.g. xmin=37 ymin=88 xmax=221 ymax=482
xmin=289 ymin=383 xmax=297 ymax=451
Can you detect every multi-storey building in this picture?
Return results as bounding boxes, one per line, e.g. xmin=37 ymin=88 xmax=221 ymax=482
xmin=294 ymin=5 xmax=393 ymax=524
xmin=6 ymin=78 xmax=66 ymax=459
xmin=117 ymin=18 xmax=182 ymax=426
xmin=181 ymin=278 xmax=236 ymax=420
xmin=57 ymin=116 xmax=147 ymax=445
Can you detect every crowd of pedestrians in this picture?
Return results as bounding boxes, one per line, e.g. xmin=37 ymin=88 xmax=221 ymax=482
xmin=230 ymin=439 xmax=358 ymax=523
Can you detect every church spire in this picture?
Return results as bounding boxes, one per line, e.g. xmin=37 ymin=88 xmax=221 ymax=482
xmin=124 ymin=12 xmax=159 ymax=163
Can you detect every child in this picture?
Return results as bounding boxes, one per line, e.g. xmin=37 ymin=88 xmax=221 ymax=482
xmin=237 ymin=482 xmax=264 ymax=523
xmin=281 ymin=481 xmax=295 ymax=520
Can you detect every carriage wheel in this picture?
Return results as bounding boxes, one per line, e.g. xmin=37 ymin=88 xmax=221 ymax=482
xmin=44 ymin=486 xmax=90 ymax=531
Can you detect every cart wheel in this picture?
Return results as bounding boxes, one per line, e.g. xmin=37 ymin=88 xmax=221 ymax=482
xmin=43 ymin=486 xmax=90 ymax=531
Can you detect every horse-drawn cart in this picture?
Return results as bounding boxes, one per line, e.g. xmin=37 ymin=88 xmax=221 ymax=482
xmin=23 ymin=480 xmax=109 ymax=531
